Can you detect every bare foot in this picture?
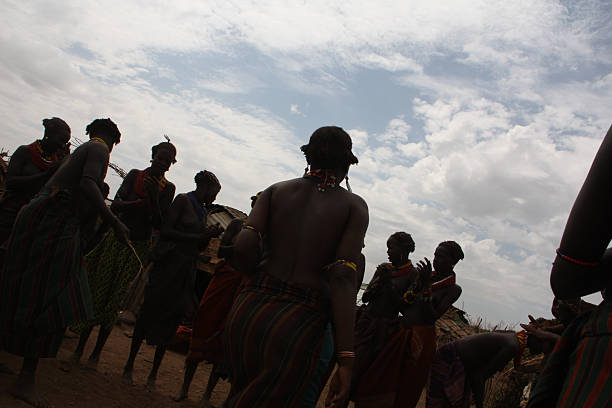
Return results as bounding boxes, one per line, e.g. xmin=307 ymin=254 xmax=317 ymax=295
xmin=172 ymin=389 xmax=188 ymax=402
xmin=198 ymin=398 xmax=215 ymax=408
xmin=145 ymin=376 xmax=156 ymax=392
xmin=84 ymin=357 xmax=99 ymax=371
xmin=8 ymin=378 xmax=51 ymax=408
xmin=121 ymin=369 xmax=134 ymax=385
xmin=58 ymin=353 xmax=81 ymax=373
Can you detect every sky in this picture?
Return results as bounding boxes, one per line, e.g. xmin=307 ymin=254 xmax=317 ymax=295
xmin=1 ymin=0 xmax=611 ymax=325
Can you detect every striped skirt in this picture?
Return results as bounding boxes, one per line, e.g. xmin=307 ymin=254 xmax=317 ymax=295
xmin=426 ymin=340 xmax=471 ymax=408
xmin=527 ymin=299 xmax=612 ymax=408
xmin=224 ymin=273 xmax=330 ymax=408
xmin=0 ymin=188 xmax=93 ymax=358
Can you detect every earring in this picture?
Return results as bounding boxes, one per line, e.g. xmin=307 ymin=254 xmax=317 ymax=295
xmin=345 ymin=176 xmax=352 ymax=193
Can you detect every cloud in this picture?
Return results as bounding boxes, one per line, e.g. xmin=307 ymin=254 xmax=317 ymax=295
xmin=1 ymin=0 xmax=611 ymax=324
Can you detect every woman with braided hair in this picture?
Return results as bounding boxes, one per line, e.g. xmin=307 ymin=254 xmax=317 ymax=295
xmin=66 ymin=141 xmax=177 ymax=370
xmin=328 ymin=232 xmax=437 ymax=408
xmin=225 ymin=126 xmax=368 ymax=408
xmin=122 ymin=170 xmax=223 ymax=389
xmin=0 ymin=117 xmax=71 ymax=250
xmin=0 ymin=118 xmax=128 ymax=408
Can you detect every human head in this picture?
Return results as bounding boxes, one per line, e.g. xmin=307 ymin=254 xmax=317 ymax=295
xmin=250 ymin=191 xmax=262 ymax=209
xmin=387 ymin=232 xmax=415 ymax=266
xmin=194 ymin=170 xmax=221 ymax=205
xmin=86 ymin=118 xmax=121 ymax=150
xmin=433 ymin=241 xmax=464 ymax=275
xmin=301 ymin=126 xmax=358 ymax=176
xmin=150 ymin=142 xmax=177 ymax=176
xmin=41 ymin=117 xmax=71 ymax=154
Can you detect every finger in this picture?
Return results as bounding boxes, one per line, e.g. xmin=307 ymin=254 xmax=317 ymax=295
xmin=528 ymin=315 xmax=536 ymax=323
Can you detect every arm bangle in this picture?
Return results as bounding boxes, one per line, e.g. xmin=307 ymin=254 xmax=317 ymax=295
xmin=556 ymin=248 xmax=598 ymax=267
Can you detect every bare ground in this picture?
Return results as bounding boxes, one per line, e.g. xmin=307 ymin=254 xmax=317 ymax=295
xmin=0 ymin=324 xmax=424 ymax=408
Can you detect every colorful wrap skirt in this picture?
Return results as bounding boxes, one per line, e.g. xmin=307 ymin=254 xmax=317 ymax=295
xmin=224 ymin=273 xmax=330 ymax=408
xmin=0 ymin=188 xmax=93 ymax=358
xmin=187 ymin=260 xmax=243 ymax=366
xmin=0 ymin=192 xmax=30 ymax=247
xmin=135 ymin=242 xmax=198 ymax=346
xmin=352 ymin=316 xmax=437 ymax=408
xmin=71 ymin=231 xmax=151 ymax=333
xmin=426 ymin=340 xmax=471 ymax=408
xmin=527 ymin=299 xmax=612 ymax=408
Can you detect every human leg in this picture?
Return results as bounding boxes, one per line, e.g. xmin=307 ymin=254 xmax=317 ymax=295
xmin=146 ymin=345 xmax=167 ymax=390
xmin=172 ymin=359 xmax=199 ymax=401
xmin=122 ymin=325 xmax=145 ymax=384
xmin=86 ymin=325 xmax=113 ymax=368
xmin=8 ymin=357 xmax=50 ymax=408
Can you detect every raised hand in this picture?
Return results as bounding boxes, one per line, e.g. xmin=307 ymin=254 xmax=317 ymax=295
xmin=416 ymin=257 xmax=432 ymax=288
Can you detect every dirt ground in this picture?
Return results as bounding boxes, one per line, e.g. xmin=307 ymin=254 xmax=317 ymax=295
xmin=0 ymin=324 xmax=425 ymax=408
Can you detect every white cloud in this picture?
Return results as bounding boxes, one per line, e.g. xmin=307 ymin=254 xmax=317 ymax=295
xmin=1 ymin=0 xmax=610 ymax=324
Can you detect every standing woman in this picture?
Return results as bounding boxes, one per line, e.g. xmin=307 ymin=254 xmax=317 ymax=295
xmin=68 ymin=142 xmax=177 ymax=368
xmin=0 ymin=118 xmax=129 ymax=408
xmin=122 ymin=170 xmax=223 ymax=388
xmin=0 ymin=117 xmax=71 ymax=249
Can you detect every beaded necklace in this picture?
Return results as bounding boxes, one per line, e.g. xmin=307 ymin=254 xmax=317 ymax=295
xmin=35 ymin=140 xmax=53 ymax=163
xmin=303 ymin=169 xmax=339 ymax=192
xmin=90 ymin=137 xmax=109 ymax=150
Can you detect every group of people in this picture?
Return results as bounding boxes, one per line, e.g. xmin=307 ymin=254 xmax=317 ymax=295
xmin=0 ymin=119 xmax=610 ymax=408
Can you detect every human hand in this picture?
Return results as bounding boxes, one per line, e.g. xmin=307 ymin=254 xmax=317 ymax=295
xmin=520 ymin=323 xmax=560 ymax=354
xmin=325 ymin=365 xmax=352 ymax=407
xmin=204 ymin=224 xmax=224 ymax=238
xmin=416 ymin=257 xmax=432 ymax=287
xmin=377 ymin=263 xmax=393 ymax=282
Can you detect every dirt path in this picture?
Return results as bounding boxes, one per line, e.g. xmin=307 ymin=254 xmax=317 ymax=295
xmin=0 ymin=325 xmax=424 ymax=407
xmin=0 ymin=325 xmax=225 ymax=408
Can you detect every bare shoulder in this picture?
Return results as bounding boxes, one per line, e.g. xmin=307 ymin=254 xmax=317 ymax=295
xmin=348 ymin=191 xmax=368 ymax=210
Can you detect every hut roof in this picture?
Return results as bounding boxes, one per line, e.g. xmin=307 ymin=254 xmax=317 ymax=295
xmin=435 ymin=305 xmax=478 ymax=347
xmin=198 ymin=204 xmax=248 ymax=274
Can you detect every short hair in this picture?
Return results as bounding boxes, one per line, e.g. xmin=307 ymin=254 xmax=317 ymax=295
xmin=250 ymin=191 xmax=263 ymax=208
xmin=42 ymin=117 xmax=70 ymax=139
xmin=86 ymin=118 xmax=121 ymax=144
xmin=437 ymin=241 xmax=464 ymax=262
xmin=195 ymin=170 xmax=221 ymax=191
xmin=151 ymin=142 xmax=177 ymax=163
xmin=301 ymin=126 xmax=358 ymax=170
xmin=389 ymin=232 xmax=415 ymax=254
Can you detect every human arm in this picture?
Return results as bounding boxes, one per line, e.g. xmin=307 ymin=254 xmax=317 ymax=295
xmin=432 ymin=285 xmax=462 ymax=320
xmin=551 ymin=123 xmax=612 ymax=298
xmin=230 ymin=186 xmax=272 ymax=274
xmin=110 ymin=170 xmax=142 ymax=213
xmin=326 ymin=196 xmax=369 ymax=408
xmin=160 ymin=194 xmax=207 ymax=242
xmin=5 ymin=146 xmax=55 ymax=189
xmin=79 ymin=143 xmax=129 ymax=245
xmin=151 ymin=182 xmax=175 ymax=229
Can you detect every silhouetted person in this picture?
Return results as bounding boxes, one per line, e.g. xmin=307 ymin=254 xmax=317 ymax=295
xmin=0 ymin=118 xmax=128 ymax=408
xmin=122 ymin=170 xmax=223 ymax=389
xmin=528 ymin=123 xmax=612 ymax=408
xmin=226 ymin=126 xmax=368 ymax=408
xmin=0 ymin=117 xmax=70 ymax=249
xmin=67 ymin=142 xmax=177 ymax=370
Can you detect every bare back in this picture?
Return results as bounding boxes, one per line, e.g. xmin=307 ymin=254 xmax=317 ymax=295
xmin=243 ymin=177 xmax=368 ymax=293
